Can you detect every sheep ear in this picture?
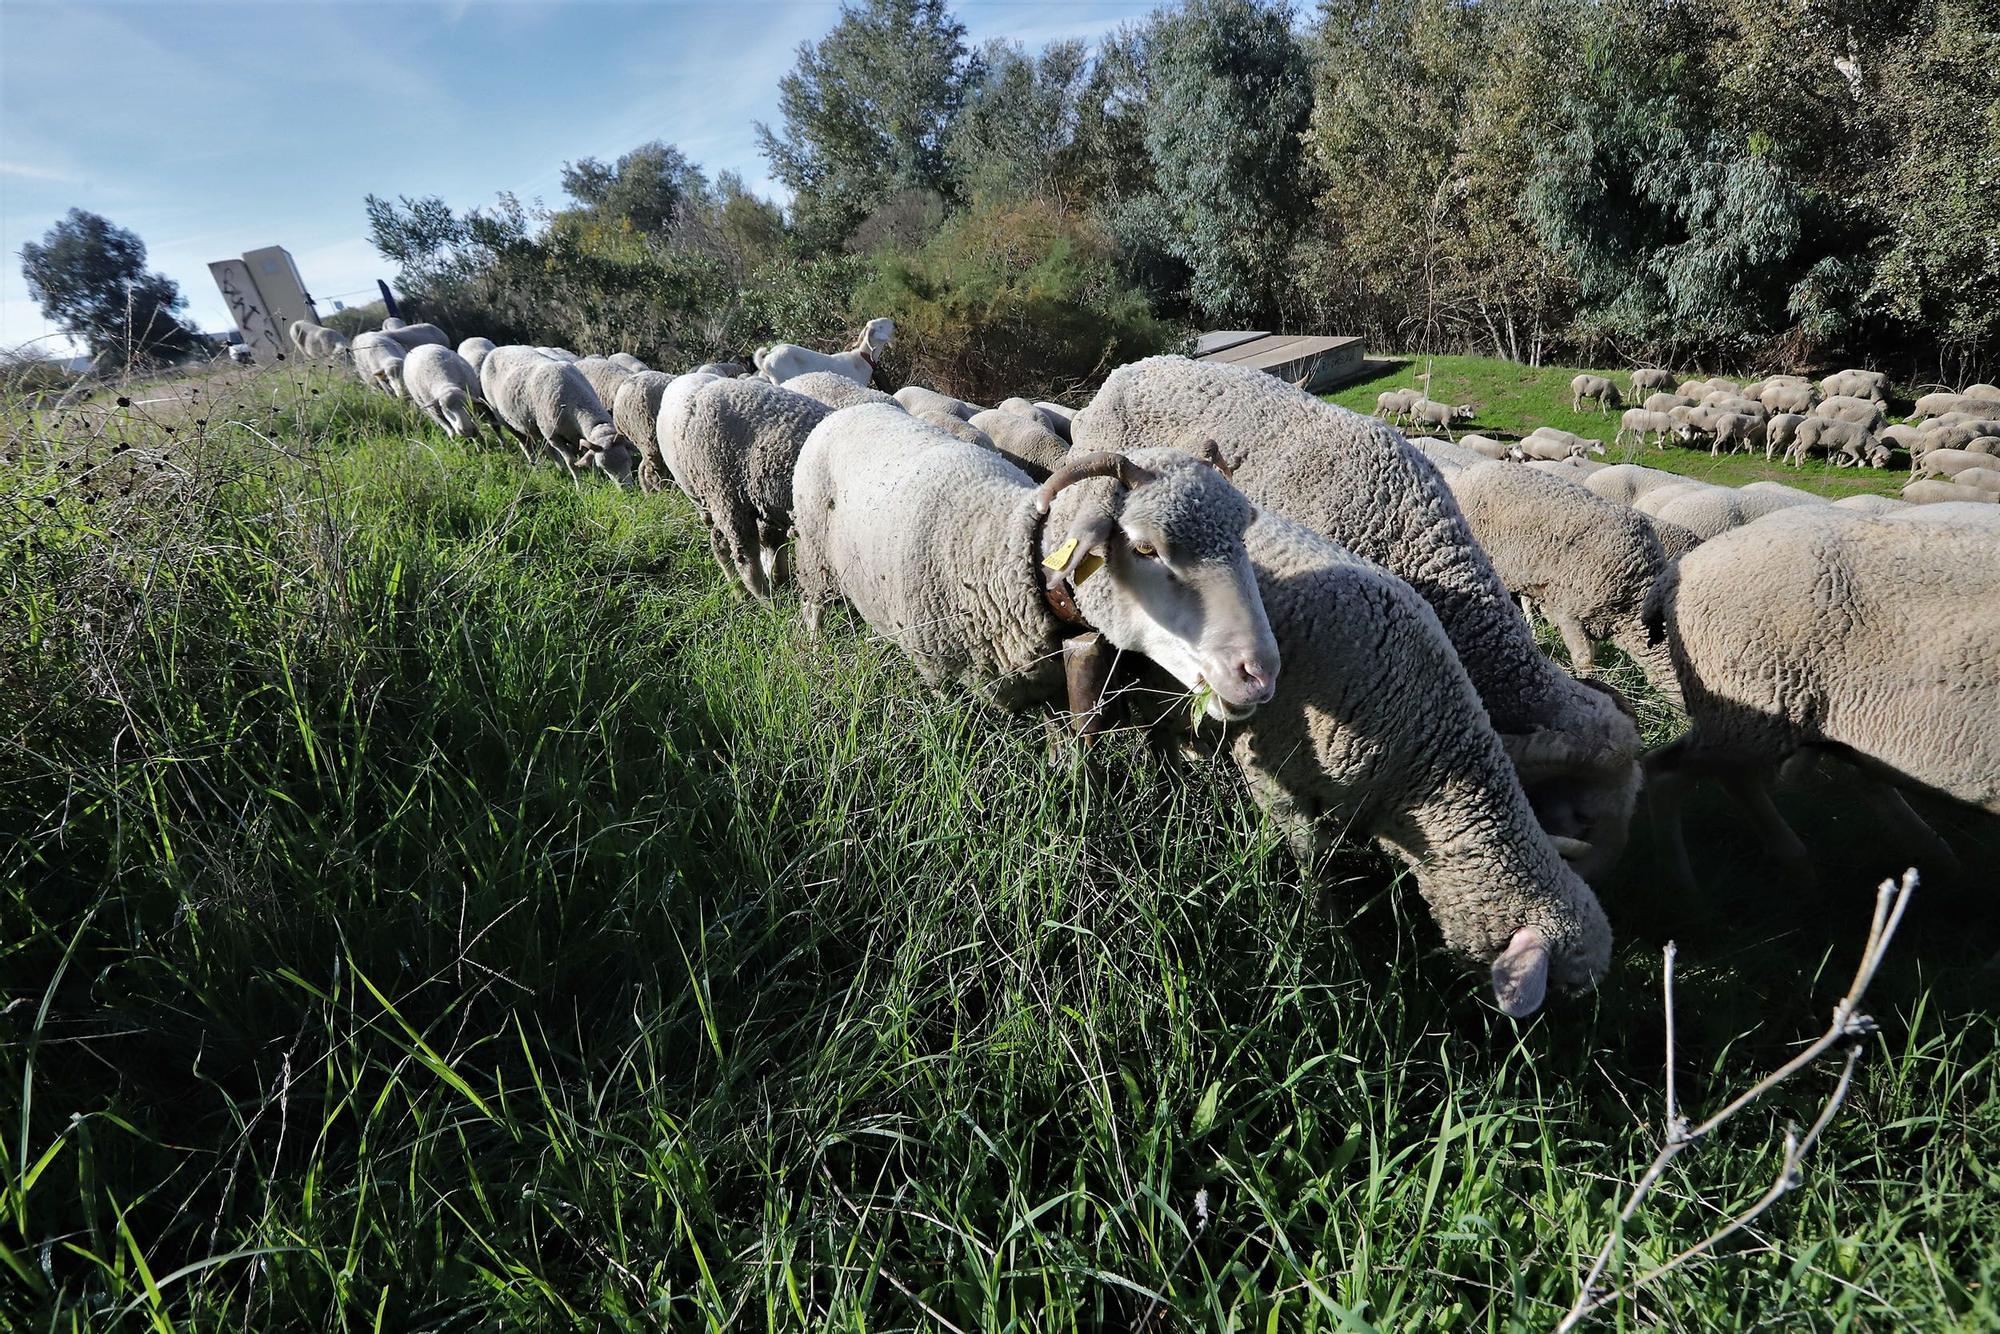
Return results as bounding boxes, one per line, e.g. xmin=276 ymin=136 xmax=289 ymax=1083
xmin=1492 ymin=926 xmax=1550 ymax=1018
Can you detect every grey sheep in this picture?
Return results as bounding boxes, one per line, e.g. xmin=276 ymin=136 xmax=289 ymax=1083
xmin=781 ymin=371 xmax=899 ymax=411
xmin=1072 ymin=356 xmax=1643 ymax=874
xmin=1629 ymin=368 xmax=1676 ymax=396
xmin=1903 ymin=479 xmax=1999 ymax=506
xmin=290 ymin=319 xmax=352 ymax=362
xmin=1950 ymin=466 xmax=2000 ymax=493
xmin=1570 ymin=374 xmax=1622 ymax=413
xmin=1517 ymin=427 xmax=1604 ymax=461
xmin=1788 ymin=417 xmax=1873 ymax=468
xmin=1762 ymin=413 xmax=1807 ymax=460
xmin=1374 ymin=388 xmax=1421 ymax=424
xmin=1919 ymin=421 xmax=2000 ymax=454
xmin=480 ymin=346 xmax=636 ymax=486
xmin=401 ymin=344 xmax=491 ymax=443
xmin=968 ymin=407 xmax=1070 ymax=480
xmin=607 ymin=352 xmax=649 ymax=373
xmin=1818 ymin=368 xmax=1888 ymax=403
xmin=1646 ymin=505 xmax=1998 ymax=891
xmin=895 ymin=385 xmax=979 ymax=420
xmin=1616 ymin=408 xmax=1674 ymax=448
xmin=1814 ymin=395 xmax=1888 ymax=430
xmin=378 ymin=322 xmax=450 ymax=352
xmin=350 ymin=332 xmax=407 ymax=398
xmin=1644 ymin=391 xmax=1698 ymax=414
xmin=1758 ymin=382 xmax=1818 ymax=415
xmin=574 ymin=357 xmax=635 ymax=415
xmin=792 ymin=404 xmax=1280 ymax=721
xmin=659 ymin=377 xmax=830 ymax=597
xmin=1141 ymin=510 xmax=1613 ymax=1016
xmin=612 ymin=370 xmax=676 ymax=492
xmin=1702 ymin=411 xmax=1764 ymax=457
xmin=1457 ymin=433 xmax=1514 ymax=460
xmin=1443 ymin=462 xmax=1681 ymax=703
xmin=457 ymin=337 xmax=496 ymax=374
xmin=1701 ymin=392 xmax=1769 ymax=421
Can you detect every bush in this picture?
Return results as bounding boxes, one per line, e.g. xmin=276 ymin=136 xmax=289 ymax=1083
xmin=857 ymin=198 xmax=1170 ymax=401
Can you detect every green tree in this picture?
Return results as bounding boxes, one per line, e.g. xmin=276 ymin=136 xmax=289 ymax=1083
xmin=1132 ymin=0 xmax=1314 ymax=323
xmin=948 ymin=40 xmax=1098 ymax=208
xmin=757 ymin=0 xmax=978 ymax=246
xmin=560 ymin=140 xmax=706 ymax=241
xmin=19 ymin=209 xmax=200 ymax=362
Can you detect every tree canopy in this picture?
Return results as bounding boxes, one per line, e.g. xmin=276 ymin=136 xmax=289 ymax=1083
xmin=19 ymin=209 xmax=200 ymax=362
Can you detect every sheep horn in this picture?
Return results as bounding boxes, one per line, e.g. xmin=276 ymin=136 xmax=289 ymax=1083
xmin=1034 ymin=451 xmax=1157 ymax=514
xmin=1190 ymin=437 xmax=1235 ymax=478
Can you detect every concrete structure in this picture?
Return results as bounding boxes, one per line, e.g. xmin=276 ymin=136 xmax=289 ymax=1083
xmin=208 ymin=246 xmax=320 ymax=364
xmin=1196 ymin=331 xmax=1366 ymax=393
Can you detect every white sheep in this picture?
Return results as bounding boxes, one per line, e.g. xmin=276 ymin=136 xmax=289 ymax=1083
xmin=1814 ymin=395 xmax=1888 ymax=430
xmin=1629 ymin=368 xmax=1676 ymax=396
xmin=573 ymin=356 xmax=635 ymax=415
xmin=1818 ymin=368 xmax=1888 ymax=403
xmin=1646 ymin=504 xmax=1997 ymax=891
xmin=1903 ymin=479 xmax=1999 ymax=506
xmin=1831 ymin=493 xmax=1906 ymax=514
xmin=894 ymin=385 xmax=979 ymax=420
xmin=997 ymin=396 xmax=1070 ymax=438
xmin=457 ymin=337 xmax=496 ymax=374
xmin=350 ymin=332 xmax=408 ymax=398
xmin=401 ymin=344 xmax=491 ymax=443
xmin=792 ymin=404 xmax=1281 ymax=723
xmin=1374 ymin=388 xmax=1421 ymax=424
xmin=611 ymin=370 xmax=675 ymax=491
xmin=1138 ymin=508 xmax=1613 ymax=1016
xmin=1644 ymin=391 xmax=1698 ymax=414
xmin=1031 ymin=402 xmax=1075 ymax=442
xmin=607 ymin=352 xmax=649 ymax=373
xmin=658 ymin=377 xmax=830 ymax=597
xmin=378 ymin=322 xmax=450 ymax=352
xmin=967 ymin=408 xmax=1070 ymax=480
xmin=1516 ymin=427 xmax=1605 ymax=461
xmin=648 ymin=371 xmax=721 ymax=492
xmin=1407 ymin=397 xmax=1476 ymax=438
xmin=1072 ymin=356 xmax=1643 ymax=875
xmin=692 ymin=361 xmax=748 ymax=378
xmin=479 ymin=346 xmax=635 ymax=486
xmin=1582 ymin=463 xmax=1692 ymax=507
xmin=754 ymin=317 xmax=895 ymax=387
xmin=1762 ymin=413 xmax=1807 ymax=461
xmin=1616 ymin=409 xmax=1673 ymax=448
xmin=780 ymin=370 xmax=900 ymax=411
xmin=1456 ymin=433 xmax=1514 ymax=460
xmin=1570 ymin=374 xmax=1622 ymax=413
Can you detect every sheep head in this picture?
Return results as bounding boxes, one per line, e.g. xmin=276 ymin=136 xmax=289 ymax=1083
xmin=1037 ymin=449 xmax=1279 ymax=722
xmin=581 ymin=422 xmax=636 ymax=488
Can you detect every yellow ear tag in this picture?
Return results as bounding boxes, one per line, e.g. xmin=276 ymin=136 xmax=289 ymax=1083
xmin=1043 ymin=537 xmax=1079 ymax=571
xmin=1073 ymin=551 xmax=1105 ymax=584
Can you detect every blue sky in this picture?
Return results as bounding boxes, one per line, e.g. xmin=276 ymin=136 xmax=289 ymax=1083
xmin=0 ymin=0 xmax=1154 ymax=354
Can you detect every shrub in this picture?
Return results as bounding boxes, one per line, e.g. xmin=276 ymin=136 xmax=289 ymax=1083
xmin=857 ymin=197 xmax=1170 ymax=401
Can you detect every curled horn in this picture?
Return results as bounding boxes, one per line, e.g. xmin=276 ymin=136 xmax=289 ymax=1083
xmin=1034 ymin=451 xmax=1157 ymax=514
xmin=1193 ymin=437 xmax=1235 ymax=478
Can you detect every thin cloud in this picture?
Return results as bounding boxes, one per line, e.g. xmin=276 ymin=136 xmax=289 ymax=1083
xmin=0 ymin=160 xmax=80 ymax=184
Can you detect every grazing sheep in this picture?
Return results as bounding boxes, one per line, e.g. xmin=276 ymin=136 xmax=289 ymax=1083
xmin=1517 ymin=427 xmax=1605 ymax=461
xmin=1920 ymin=421 xmax=2000 ymax=455
xmin=1966 ymin=383 xmax=2000 ymax=400
xmin=1762 ymin=413 xmax=1807 ymax=461
xmin=1701 ymin=393 xmax=1769 ymax=422
xmin=754 ymin=317 xmax=895 ymax=387
xmin=915 ymin=408 xmax=995 ymax=448
xmin=1642 ymin=514 xmax=1706 ymax=560
xmin=1141 ymin=510 xmax=1613 ymax=1016
xmin=377 ymin=322 xmax=450 ymax=352
xmin=1410 ymin=438 xmax=1487 ymax=473
xmin=781 ymin=370 xmax=900 ymax=411
xmin=1971 ymin=437 xmax=2000 ymax=457
xmin=1788 ymin=417 xmax=1873 ymax=468
xmin=457 ymin=337 xmax=496 ymax=373
xmin=1819 ymin=368 xmax=1888 ymax=403
xmin=1833 ymin=434 xmax=1892 ymax=469
xmin=480 ymin=346 xmax=636 ymax=486
xmin=1646 ymin=505 xmax=1998 ymax=891
xmin=1630 ymin=368 xmax=1676 ymax=396
xmin=1703 ymin=412 xmax=1764 ymax=457
xmin=895 ymin=385 xmax=979 ymax=420
xmin=996 ymin=396 xmax=1070 ymax=438
xmin=1951 ymin=466 xmax=2000 ymax=493
xmin=1903 ymin=479 xmax=2000 ymax=506
xmin=1570 ymin=375 xmax=1622 ymax=413
xmin=1407 ymin=397 xmax=1477 ymax=438
xmin=1457 ymin=433 xmax=1514 ymax=460
xmin=1526 ymin=456 xmax=1607 ymax=477
xmin=607 ymin=352 xmax=649 ymax=373
xmin=1879 ymin=422 xmax=1925 ymax=454
xmin=611 ymin=370 xmax=675 ymax=491
xmin=1742 ymin=480 xmax=1829 ymax=507
xmin=1375 ymin=388 xmax=1421 ymax=423
xmin=1832 ymin=493 xmax=1907 ymax=514
xmin=574 ymin=356 xmax=635 ymax=415
xmin=792 ymin=405 xmax=1281 ymax=723
xmin=1072 ymin=357 xmax=1643 ymax=874
xmin=1758 ymin=383 xmax=1817 ymax=414
xmin=289 ymin=319 xmax=352 ymax=362
xmin=1675 ymin=379 xmax=1711 ymax=400
xmin=1913 ymin=391 xmax=1970 ymax=420
xmin=1814 ymin=395 xmax=1889 ymax=430
xmin=1443 ymin=462 xmax=1681 ymax=702
xmin=401 ymin=344 xmax=490 ymax=443
xmin=1583 ymin=463 xmax=1691 ymax=506
xmin=1643 ymin=483 xmax=1749 ymax=541
xmin=350 ymin=332 xmax=408 ymax=398
xmin=1645 ymin=392 xmax=1699 ymax=414
xmin=647 ymin=371 xmax=721 ymax=492
xmin=1616 ymin=409 xmax=1674 ymax=448
xmin=658 ymin=377 xmax=830 ymax=598
xmin=539 ymin=347 xmax=580 ymax=363
xmin=380 ymin=317 xmax=407 ymax=331
xmin=968 ymin=408 xmax=1070 ymax=480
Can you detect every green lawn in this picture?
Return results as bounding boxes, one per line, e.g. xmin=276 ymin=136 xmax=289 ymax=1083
xmin=1 ymin=366 xmax=1994 ymax=1329
xmin=1326 ymin=354 xmax=1907 ymax=499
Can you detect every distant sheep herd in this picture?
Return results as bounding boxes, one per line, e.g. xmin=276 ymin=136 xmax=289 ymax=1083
xmin=280 ymin=315 xmax=2000 ymax=1018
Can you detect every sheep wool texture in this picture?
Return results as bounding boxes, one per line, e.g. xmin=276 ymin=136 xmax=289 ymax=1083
xmin=967 ymin=408 xmax=1070 ymax=480
xmin=894 ymin=385 xmax=978 ymax=420
xmin=663 ymin=378 xmax=830 ymax=598
xmin=400 ymin=345 xmax=485 ymax=440
xmin=612 ymin=371 xmax=675 ymax=474
xmin=1167 ymin=510 xmax=1613 ymax=991
xmin=379 ymin=323 xmax=451 ymax=352
xmin=482 ymin=352 xmax=616 ymax=455
xmin=573 ymin=357 xmax=633 ymax=416
xmin=1660 ymin=505 xmax=2000 ymax=815
xmin=782 ymin=372 xmax=899 ymax=412
xmin=1443 ymin=463 xmax=1680 ymax=704
xmin=457 ymin=337 xmax=496 ymax=373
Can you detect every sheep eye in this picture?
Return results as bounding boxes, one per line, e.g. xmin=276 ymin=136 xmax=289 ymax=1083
xmin=1132 ymin=541 xmax=1159 ymax=560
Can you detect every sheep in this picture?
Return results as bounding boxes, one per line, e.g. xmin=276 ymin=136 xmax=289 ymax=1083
xmin=1135 ymin=509 xmax=1613 ymax=1016
xmin=1971 ymin=437 xmax=2000 ymax=456
xmin=1526 ymin=456 xmax=1607 ymax=477
xmin=1374 ymin=388 xmax=1422 ymax=424
xmin=780 ymin=370 xmax=899 ymax=411
xmin=895 ymin=385 xmax=979 ymax=420
xmin=1616 ymin=409 xmax=1674 ymax=448
xmin=1410 ymin=438 xmax=1488 ymax=473
xmin=1072 ymin=356 xmax=1644 ymax=874
xmin=968 ymin=408 xmax=1070 ymax=481
xmin=754 ymin=317 xmax=895 ymax=387
xmin=1832 ymin=493 xmax=1906 ymax=514
xmin=1762 ymin=413 xmax=1807 ymax=461
xmin=1903 ymin=479 xmax=2000 ymax=506
xmin=1675 ymin=379 xmax=1712 ymax=400
xmin=916 ymin=408 xmax=995 ymax=448
xmin=1913 ymin=391 xmax=1969 ymax=420
xmin=1831 ymin=433 xmax=1892 ymax=469
xmin=574 ymin=356 xmax=635 ymax=415
xmin=1516 ymin=428 xmax=1605 ymax=461
xmin=1646 ymin=504 xmax=1998 ymax=892
xmin=996 ymin=396 xmax=1071 ymax=438
xmin=1644 ymin=392 xmax=1699 ymax=414
xmin=1814 ymin=395 xmax=1888 ymax=430
xmin=1442 ymin=462 xmax=1681 ymax=702
xmin=611 ymin=370 xmax=675 ymax=491
xmin=1643 ymin=483 xmax=1750 ymax=541
xmin=1819 ymin=368 xmax=1888 ymax=403
xmin=378 ymin=322 xmax=450 ymax=352
xmin=1407 ymin=397 xmax=1477 ymax=438
xmin=1952 ymin=466 xmax=2000 ymax=493
xmin=1583 ymin=462 xmax=1690 ymax=507
xmin=1701 ymin=392 xmax=1769 ymax=422
xmin=1742 ymin=480 xmax=1829 ymax=507
xmin=288 ymin=319 xmax=314 ymax=356
xmin=1570 ymin=375 xmax=1622 ymax=413
xmin=1966 ymin=383 xmax=2000 ymax=400
xmin=299 ymin=324 xmax=352 ymax=362
xmin=1630 ymin=368 xmax=1676 ymax=395
xmin=791 ymin=403 xmax=1281 ymax=726
xmin=607 ymin=352 xmax=649 ymax=373
xmin=350 ymin=332 xmax=408 ymax=398
xmin=401 ymin=344 xmax=491 ymax=443
xmin=380 ymin=317 xmax=407 ymax=331
xmin=539 ymin=347 xmax=580 ymax=362
xmin=1879 ymin=422 xmax=1925 ymax=454
xmin=1031 ymin=402 xmax=1076 ymax=443
xmin=647 ymin=371 xmax=721 ymax=492
xmin=1758 ymin=382 xmax=1818 ymax=415
xmin=479 ymin=346 xmax=636 ymax=486
xmin=457 ymin=337 xmax=496 ymax=374
xmin=1456 ymin=433 xmax=1514 ymax=460
xmin=1643 ymin=514 xmax=1706 ymax=560
xmin=693 ymin=361 xmax=748 ymax=378
xmin=1920 ymin=421 xmax=2000 ymax=454
xmin=1788 ymin=416 xmax=1873 ymax=467
xmin=657 ymin=377 xmax=830 ymax=598
xmin=1703 ymin=412 xmax=1764 ymax=457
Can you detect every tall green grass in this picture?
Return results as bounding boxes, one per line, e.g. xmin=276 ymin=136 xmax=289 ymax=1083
xmin=1 ymin=366 xmax=1995 ymax=1329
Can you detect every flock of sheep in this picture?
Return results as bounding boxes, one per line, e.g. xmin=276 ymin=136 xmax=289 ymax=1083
xmin=284 ymin=314 xmax=2000 ymax=1017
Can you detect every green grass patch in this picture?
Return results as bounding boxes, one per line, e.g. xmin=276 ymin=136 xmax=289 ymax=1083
xmin=1327 ymin=354 xmax=1907 ymax=499
xmin=0 ymin=366 xmax=1994 ymax=1329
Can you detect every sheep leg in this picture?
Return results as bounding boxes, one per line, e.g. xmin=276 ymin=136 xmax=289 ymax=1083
xmin=1643 ymin=752 xmax=1701 ymax=896
xmin=1858 ymin=780 xmax=1961 ymax=877
xmin=1552 ymin=612 xmax=1597 ymax=674
xmin=1239 ymin=763 xmax=1331 ymax=870
xmin=1722 ymin=767 xmax=1815 ymax=889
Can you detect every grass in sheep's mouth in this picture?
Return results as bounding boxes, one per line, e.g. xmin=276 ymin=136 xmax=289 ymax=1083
xmin=0 ymin=363 xmax=1995 ymax=1330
